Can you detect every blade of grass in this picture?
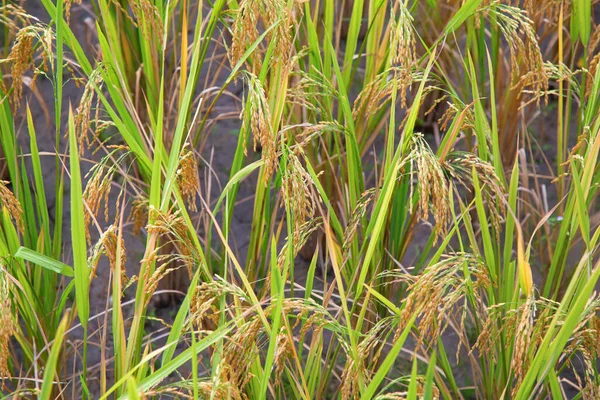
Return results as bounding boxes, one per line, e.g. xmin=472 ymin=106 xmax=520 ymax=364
xmin=14 ymin=247 xmax=74 ymax=277
xmin=68 ymin=108 xmax=89 ymax=327
xmin=39 ymin=313 xmax=70 ymax=400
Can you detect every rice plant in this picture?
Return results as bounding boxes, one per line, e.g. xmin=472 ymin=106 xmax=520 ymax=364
xmin=1 ymin=0 xmax=600 ymax=398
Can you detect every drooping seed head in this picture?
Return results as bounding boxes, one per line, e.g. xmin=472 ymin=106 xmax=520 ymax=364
xmin=176 ymin=147 xmax=200 ymax=212
xmin=0 ymin=269 xmax=13 ymax=383
xmin=0 ymin=181 xmax=23 ymax=233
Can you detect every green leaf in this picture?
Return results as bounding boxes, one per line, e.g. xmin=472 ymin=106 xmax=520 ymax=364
xmin=68 ymin=109 xmax=89 ymax=326
xmin=423 ymin=353 xmax=438 ymax=399
xmin=407 ymin=357 xmax=419 ymax=400
xmin=572 ymin=0 xmax=591 ymax=45
xmin=39 ymin=313 xmax=70 ymax=400
xmin=14 ymin=247 xmax=74 ymax=277
xmin=126 ymin=378 xmax=142 ymax=400
xmin=444 ymin=0 xmax=483 ymax=35
xmin=114 ymin=325 xmax=233 ymax=399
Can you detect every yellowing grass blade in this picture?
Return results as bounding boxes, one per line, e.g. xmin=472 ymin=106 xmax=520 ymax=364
xmin=516 ymin=220 xmax=534 ymax=297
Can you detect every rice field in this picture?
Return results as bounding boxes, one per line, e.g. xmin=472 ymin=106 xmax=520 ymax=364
xmin=1 ymin=0 xmax=600 ymax=398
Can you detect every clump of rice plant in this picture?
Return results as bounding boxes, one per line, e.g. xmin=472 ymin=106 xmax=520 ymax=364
xmin=0 ymin=0 xmax=599 ymax=398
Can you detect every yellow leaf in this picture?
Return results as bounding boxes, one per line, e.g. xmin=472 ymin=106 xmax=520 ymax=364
xmin=516 ymin=221 xmax=533 ymax=296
